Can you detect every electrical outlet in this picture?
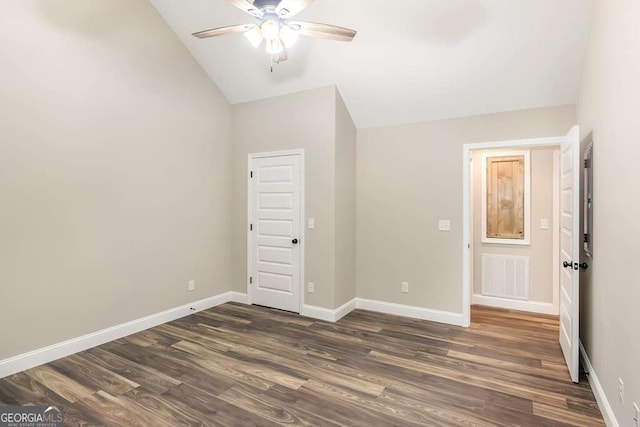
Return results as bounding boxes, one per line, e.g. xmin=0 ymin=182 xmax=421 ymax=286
xmin=618 ymin=378 xmax=624 ymax=405
xmin=633 ymin=402 xmax=639 ymax=427
xmin=401 ymin=282 xmax=409 ymax=293
xmin=307 ymin=282 xmax=315 ymax=293
xmin=188 ymin=280 xmax=195 ymax=291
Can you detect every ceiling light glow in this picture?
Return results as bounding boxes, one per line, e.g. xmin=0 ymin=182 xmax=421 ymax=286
xmin=261 ymin=19 xmax=280 ymax=41
xmin=243 ymin=25 xmax=263 ymax=48
xmin=279 ymin=25 xmax=298 ymax=48
xmin=266 ymin=38 xmax=283 ymax=54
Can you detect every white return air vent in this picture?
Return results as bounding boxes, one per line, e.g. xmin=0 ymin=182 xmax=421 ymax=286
xmin=482 ymin=254 xmax=529 ymax=300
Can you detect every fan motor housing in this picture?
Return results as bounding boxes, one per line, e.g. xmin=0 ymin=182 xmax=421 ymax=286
xmin=253 ymin=0 xmax=280 ymax=9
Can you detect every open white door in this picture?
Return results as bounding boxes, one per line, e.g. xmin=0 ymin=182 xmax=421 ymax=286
xmin=249 ymin=152 xmax=302 ymax=313
xmin=559 ymin=125 xmax=580 ymax=383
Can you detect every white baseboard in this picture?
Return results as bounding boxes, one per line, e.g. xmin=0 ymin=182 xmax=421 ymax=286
xmin=301 ymin=298 xmax=465 ymax=327
xmin=1 ymin=292 xmax=466 ymax=379
xmin=355 ymin=298 xmax=467 ymax=327
xmin=300 ymin=298 xmax=356 ymax=322
xmin=0 ymin=291 xmax=236 ymax=379
xmin=472 ymin=294 xmax=558 ymax=315
xmin=229 ymin=291 xmax=249 ymax=304
xmin=580 ymin=341 xmax=619 ymax=427
xmin=335 ymin=298 xmax=357 ymax=321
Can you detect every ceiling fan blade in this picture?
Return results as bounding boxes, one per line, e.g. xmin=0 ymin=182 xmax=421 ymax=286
xmin=192 ymin=24 xmax=255 ymax=39
xmin=289 ymin=21 xmax=357 ymax=42
xmin=276 ymin=0 xmax=314 ymax=18
xmin=226 ymin=0 xmax=264 ymax=17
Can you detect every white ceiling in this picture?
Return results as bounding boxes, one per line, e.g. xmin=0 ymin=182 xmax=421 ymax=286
xmin=151 ymin=0 xmax=593 ymax=128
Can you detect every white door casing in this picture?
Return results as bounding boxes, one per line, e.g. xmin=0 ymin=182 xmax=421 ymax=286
xmin=559 ymin=125 xmax=580 ymax=383
xmin=248 ymin=151 xmax=303 ymax=313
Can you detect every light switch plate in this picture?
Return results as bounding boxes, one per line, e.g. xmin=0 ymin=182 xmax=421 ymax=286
xmin=308 ymin=218 xmax=315 ymax=229
xmin=439 ymin=220 xmax=451 ymax=231
xmin=540 ymin=218 xmax=549 ymax=230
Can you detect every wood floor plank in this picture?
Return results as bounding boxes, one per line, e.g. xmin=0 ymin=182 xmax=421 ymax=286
xmin=0 ymin=304 xmax=605 ymax=426
xmin=25 ymin=365 xmax=95 ymax=403
xmin=73 ymin=390 xmax=168 ymax=427
xmin=50 ymin=354 xmax=139 ymax=396
xmin=0 ymin=372 xmax=68 ymax=406
xmin=78 ymin=347 xmax=181 ymax=394
xmin=218 ymin=385 xmax=331 ymax=426
xmin=160 ymin=382 xmax=280 ymax=427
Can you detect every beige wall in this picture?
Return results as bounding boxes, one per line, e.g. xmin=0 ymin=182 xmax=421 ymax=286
xmin=356 ymin=105 xmax=575 ymax=313
xmin=577 ymin=0 xmax=640 ymax=423
xmin=334 ymin=91 xmax=357 ymax=307
xmin=231 ymin=86 xmax=338 ymax=309
xmin=0 ymin=0 xmax=233 ymax=360
xmin=472 ymin=147 xmax=557 ymax=304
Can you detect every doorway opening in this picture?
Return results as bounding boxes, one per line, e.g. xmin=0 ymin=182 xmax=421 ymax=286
xmin=462 ymin=137 xmax=566 ymax=324
xmin=462 ymin=126 xmax=582 ymax=382
xmin=468 ymin=145 xmax=560 ymax=316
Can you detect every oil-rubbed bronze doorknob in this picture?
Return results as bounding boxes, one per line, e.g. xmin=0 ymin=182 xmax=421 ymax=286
xmin=292 ymin=238 xmax=299 ymax=244
xmin=563 ymin=261 xmax=572 ymax=269
xmin=579 ymin=262 xmax=589 ymax=270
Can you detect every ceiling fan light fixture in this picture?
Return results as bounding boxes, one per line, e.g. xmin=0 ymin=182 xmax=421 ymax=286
xmin=260 ymin=19 xmax=280 ymax=41
xmin=279 ymin=25 xmax=299 ymax=48
xmin=244 ymin=25 xmax=263 ymax=48
xmin=266 ymin=38 xmax=283 ymax=54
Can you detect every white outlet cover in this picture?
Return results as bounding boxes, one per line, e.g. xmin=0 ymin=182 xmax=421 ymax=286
xmin=401 ymin=281 xmax=409 ymax=293
xmin=308 ymin=218 xmax=315 ymax=229
xmin=540 ymin=218 xmax=549 ymax=230
xmin=188 ymin=280 xmax=195 ymax=291
xmin=438 ymin=220 xmax=451 ymax=231
xmin=307 ymin=282 xmax=315 ymax=293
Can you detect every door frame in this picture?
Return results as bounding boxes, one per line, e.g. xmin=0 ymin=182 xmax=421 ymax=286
xmin=247 ymin=149 xmax=305 ymax=312
xmin=462 ymin=136 xmax=564 ymax=327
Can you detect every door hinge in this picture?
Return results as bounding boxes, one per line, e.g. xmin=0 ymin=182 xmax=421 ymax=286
xmin=584 ymin=159 xmax=591 ymax=168
xmin=584 ymin=233 xmax=590 ymax=244
xmin=250 ymin=171 xmax=253 ymax=178
xmin=249 ymin=276 xmax=253 ymax=284
xmin=249 ymin=223 xmax=253 ymax=231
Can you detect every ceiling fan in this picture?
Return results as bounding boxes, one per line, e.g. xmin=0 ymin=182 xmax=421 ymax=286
xmin=192 ymin=0 xmax=357 ymax=68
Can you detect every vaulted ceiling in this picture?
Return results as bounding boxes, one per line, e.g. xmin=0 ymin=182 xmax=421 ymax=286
xmin=151 ymin=0 xmax=593 ymax=128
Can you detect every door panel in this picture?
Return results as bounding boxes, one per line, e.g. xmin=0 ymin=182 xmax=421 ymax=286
xmin=559 ymin=125 xmax=580 ymax=383
xmin=250 ymin=154 xmax=301 ymax=312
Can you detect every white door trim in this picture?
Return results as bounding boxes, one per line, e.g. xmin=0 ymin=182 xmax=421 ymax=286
xmin=462 ymin=136 xmax=564 ymax=327
xmin=247 ymin=149 xmax=305 ymax=312
xmin=552 ymin=149 xmax=560 ymax=315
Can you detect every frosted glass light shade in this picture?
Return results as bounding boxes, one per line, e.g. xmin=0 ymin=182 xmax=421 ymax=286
xmin=244 ymin=26 xmax=263 ymax=48
xmin=261 ymin=19 xmax=280 ymax=41
xmin=266 ymin=38 xmax=283 ymax=54
xmin=279 ymin=25 xmax=298 ymax=48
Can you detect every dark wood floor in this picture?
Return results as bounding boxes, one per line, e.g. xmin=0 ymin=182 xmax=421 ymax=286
xmin=0 ymin=303 xmax=603 ymax=426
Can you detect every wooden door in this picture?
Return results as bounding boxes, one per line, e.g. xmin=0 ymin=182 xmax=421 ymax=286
xmin=559 ymin=125 xmax=580 ymax=383
xmin=249 ymin=153 xmax=302 ymax=313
